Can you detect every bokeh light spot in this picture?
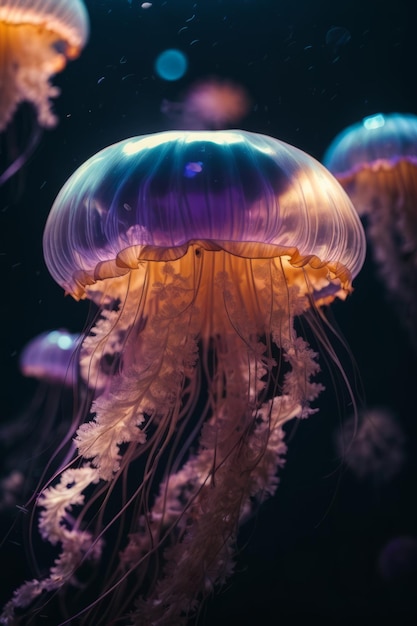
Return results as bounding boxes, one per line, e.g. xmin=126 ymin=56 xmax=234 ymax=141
xmin=154 ymin=48 xmax=188 ymax=81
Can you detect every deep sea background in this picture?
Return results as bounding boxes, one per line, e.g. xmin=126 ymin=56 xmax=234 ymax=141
xmin=1 ymin=0 xmax=417 ymax=624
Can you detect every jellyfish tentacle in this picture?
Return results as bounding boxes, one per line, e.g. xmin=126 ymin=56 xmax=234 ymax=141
xmin=9 ymin=256 xmax=322 ymax=626
xmin=133 ymin=339 xmax=317 ymax=623
xmin=111 ymin=259 xmax=322 ymax=625
xmin=2 ymin=258 xmax=341 ymax=625
xmin=80 ymin=305 xmax=126 ymax=392
xmin=0 ymin=120 xmax=42 ymax=186
xmin=76 ymin=264 xmax=201 ymax=481
xmin=0 ymin=466 xmax=101 ymax=622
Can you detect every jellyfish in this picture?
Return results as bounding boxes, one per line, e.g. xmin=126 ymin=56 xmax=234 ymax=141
xmin=0 ymin=0 xmax=89 ymax=185
xmin=0 ymin=330 xmax=82 ymax=511
xmin=378 ymin=535 xmax=417 ymax=583
xmin=1 ymin=130 xmax=365 ymax=625
xmin=334 ymin=407 xmax=406 ymax=484
xmin=161 ymin=77 xmax=251 ymax=129
xmin=19 ymin=329 xmax=80 ymax=386
xmin=377 ymin=535 xmax=417 ymax=614
xmin=323 ymin=112 xmax=417 ymax=345
xmin=325 ymin=26 xmax=351 ymax=61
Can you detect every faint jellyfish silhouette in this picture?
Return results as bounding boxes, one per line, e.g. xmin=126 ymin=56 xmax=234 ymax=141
xmin=0 ymin=0 xmax=89 ymax=185
xmin=378 ymin=535 xmax=417 ymax=582
xmin=162 ymin=77 xmax=251 ymax=129
xmin=334 ymin=407 xmax=406 ymax=483
xmin=325 ymin=25 xmax=351 ymax=61
xmin=377 ymin=535 xmax=417 ymax=614
xmin=1 ymin=130 xmax=365 ymax=625
xmin=0 ymin=470 xmax=25 ymax=512
xmin=19 ymin=328 xmax=80 ymax=385
xmin=0 ymin=330 xmax=82 ymax=510
xmin=323 ymin=113 xmax=417 ymax=346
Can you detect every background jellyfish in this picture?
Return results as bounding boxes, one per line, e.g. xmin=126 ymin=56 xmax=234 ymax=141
xmin=1 ymin=130 xmax=365 ymax=625
xmin=334 ymin=407 xmax=406 ymax=484
xmin=377 ymin=535 xmax=417 ymax=615
xmin=323 ymin=113 xmax=417 ymax=347
xmin=378 ymin=535 xmax=417 ymax=583
xmin=19 ymin=329 xmax=80 ymax=386
xmin=0 ymin=330 xmax=82 ymax=511
xmin=0 ymin=0 xmax=89 ymax=185
xmin=325 ymin=25 xmax=351 ymax=62
xmin=161 ymin=77 xmax=251 ymax=130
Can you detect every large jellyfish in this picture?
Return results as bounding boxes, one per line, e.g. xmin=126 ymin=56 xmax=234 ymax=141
xmin=0 ymin=0 xmax=89 ymax=184
xmin=323 ymin=112 xmax=417 ymax=345
xmin=1 ymin=130 xmax=365 ymax=625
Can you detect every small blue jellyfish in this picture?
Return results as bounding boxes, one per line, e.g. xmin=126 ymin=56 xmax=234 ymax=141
xmin=19 ymin=329 xmax=80 ymax=386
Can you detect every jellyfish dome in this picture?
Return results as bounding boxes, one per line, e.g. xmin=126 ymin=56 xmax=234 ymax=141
xmin=19 ymin=329 xmax=80 ymax=386
xmin=2 ymin=130 xmax=365 ymax=625
xmin=323 ymin=113 xmax=417 ymax=197
xmin=0 ymin=0 xmax=89 ymax=131
xmin=324 ymin=113 xmax=417 ymax=344
xmin=44 ymin=129 xmax=364 ymax=301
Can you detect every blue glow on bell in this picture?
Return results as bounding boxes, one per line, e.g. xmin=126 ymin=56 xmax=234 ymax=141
xmin=363 ymin=113 xmax=385 ymax=130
